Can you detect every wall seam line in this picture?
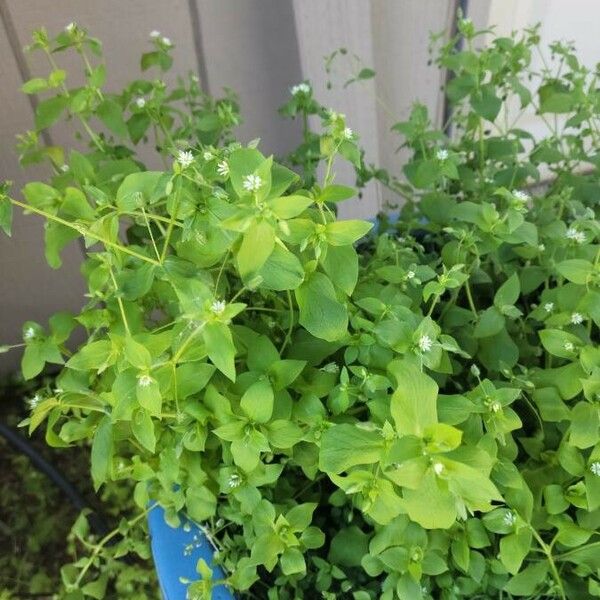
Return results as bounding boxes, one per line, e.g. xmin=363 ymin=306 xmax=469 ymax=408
xmin=187 ymin=0 xmax=211 ymax=95
xmin=0 ymin=0 xmax=53 ymax=147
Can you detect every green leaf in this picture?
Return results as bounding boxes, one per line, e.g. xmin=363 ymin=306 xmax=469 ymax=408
xmin=136 ymin=376 xmax=162 ymax=416
xmin=268 ymin=195 xmax=312 ymax=219
xmin=402 ymin=471 xmax=457 ymax=528
xmin=499 ymin=529 xmax=531 ymax=574
xmin=35 ymin=96 xmax=67 ymax=130
xmin=176 ymin=363 xmax=215 ymax=399
xmin=570 ymin=402 xmax=599 ymax=449
xmin=389 ymin=360 xmax=438 ymax=436
xmin=22 ymin=182 xmax=60 ymax=210
xmin=318 ymin=185 xmax=356 ymax=203
xmin=131 ymin=407 xmax=156 ymax=452
xmin=539 ymin=328 xmax=581 ymax=359
xmin=67 ymin=340 xmax=114 ymax=371
xmin=91 ymin=416 xmax=113 ymax=490
xmin=504 ymin=562 xmax=548 ymax=596
xmin=62 ymin=187 xmax=95 ymax=220
xmin=22 ymin=77 xmax=49 ymax=94
xmin=240 ymin=379 xmax=274 ymax=423
xmin=539 ymin=81 xmax=575 ymax=113
xmin=124 ymin=337 xmax=152 ymax=370
xmin=321 ymin=244 xmax=359 ymax=295
xmin=236 ymin=221 xmax=275 ymax=277
xmin=556 ymin=259 xmax=593 ymax=284
xmin=471 ymin=84 xmax=502 ymax=121
xmin=21 ymin=344 xmax=45 ymax=380
xmin=228 ymin=148 xmax=266 ymax=196
xmin=281 ymin=548 xmax=306 ymax=575
xmin=44 ymin=221 xmax=79 ymax=269
xmin=256 ymin=245 xmax=304 ymax=290
xmin=325 ymin=220 xmax=373 ymax=246
xmin=97 ymin=98 xmax=128 ymax=138
xmin=186 ymin=486 xmax=217 ymax=522
xmin=203 ymin=322 xmax=236 ymax=381
xmin=328 ymin=526 xmax=369 ymax=567
xmin=494 ymin=272 xmax=520 ymax=308
xmin=473 ymin=306 xmax=505 ymax=338
xmin=0 ymin=196 xmax=13 ymax=236
xmin=116 ymin=171 xmax=163 ymax=210
xmin=319 ymin=424 xmax=384 ymax=474
xmin=295 ymin=272 xmax=348 ymax=342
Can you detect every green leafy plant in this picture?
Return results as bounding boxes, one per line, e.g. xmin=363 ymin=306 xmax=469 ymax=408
xmin=3 ymin=16 xmax=600 ymax=599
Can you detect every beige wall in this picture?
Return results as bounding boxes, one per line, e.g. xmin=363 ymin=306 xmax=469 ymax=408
xmin=10 ymin=0 xmax=575 ymax=375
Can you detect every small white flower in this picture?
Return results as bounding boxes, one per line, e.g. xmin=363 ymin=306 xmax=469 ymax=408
xmin=343 ymin=127 xmax=354 ymax=140
xmin=544 ymin=302 xmax=554 ymax=313
xmin=564 ymin=342 xmax=575 ymax=352
xmin=135 ymin=97 xmax=146 ymax=109
xmin=590 ymin=462 xmax=600 ymax=476
xmin=150 ymin=30 xmax=161 ymax=39
xmin=566 ymin=227 xmax=586 ymax=244
xmin=211 ymin=300 xmax=226 ymax=315
xmin=242 ymin=174 xmax=263 ymax=193
xmin=512 ymin=190 xmax=530 ymax=204
xmin=470 ymin=364 xmax=481 ymax=378
xmin=290 ymin=82 xmax=310 ymax=96
xmin=503 ymin=510 xmax=516 ymax=527
xmin=161 ymin=36 xmax=172 ymax=47
xmin=60 ymin=164 xmax=69 ymax=172
xmin=406 ymin=270 xmax=416 ymax=279
xmin=24 ymin=327 xmax=35 ymax=340
xmin=177 ymin=150 xmax=194 ymax=169
xmin=571 ymin=312 xmax=584 ymax=325
xmin=436 ymin=149 xmax=449 ymax=161
xmin=321 ymin=362 xmax=340 ymax=374
xmin=27 ymin=394 xmax=41 ymax=410
xmin=217 ymin=161 xmax=229 ymax=177
xmin=433 ymin=462 xmax=445 ymax=476
xmin=65 ymin=22 xmax=76 ymax=33
xmin=137 ymin=374 xmax=154 ymax=387
xmin=203 ymin=150 xmax=214 ymax=161
xmin=418 ymin=334 xmax=433 ymax=353
xmin=490 ymin=401 xmax=502 ymax=413
xmin=538 ymin=243 xmax=545 ymax=252
xmin=228 ymin=474 xmax=241 ymax=489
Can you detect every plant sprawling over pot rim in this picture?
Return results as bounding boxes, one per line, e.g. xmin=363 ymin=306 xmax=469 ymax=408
xmin=2 ymin=17 xmax=600 ymax=600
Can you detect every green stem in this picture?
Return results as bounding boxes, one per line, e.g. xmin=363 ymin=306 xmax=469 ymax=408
xmin=465 ymin=279 xmax=478 ymax=317
xmin=108 ymin=265 xmax=131 ymax=335
xmin=171 ymin=321 xmax=206 ymax=365
xmin=10 ymin=198 xmax=160 ymax=266
xmin=529 ymin=526 xmax=566 ymax=600
xmin=74 ymin=504 xmax=155 ymax=587
xmin=160 ymin=177 xmax=181 ymax=263
xmin=280 ymin=290 xmax=295 ymax=354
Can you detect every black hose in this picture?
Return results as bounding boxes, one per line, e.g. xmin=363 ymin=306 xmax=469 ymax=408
xmin=0 ymin=421 xmax=110 ymax=536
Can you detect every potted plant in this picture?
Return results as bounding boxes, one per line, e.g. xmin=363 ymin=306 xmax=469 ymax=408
xmin=2 ymin=17 xmax=600 ymax=599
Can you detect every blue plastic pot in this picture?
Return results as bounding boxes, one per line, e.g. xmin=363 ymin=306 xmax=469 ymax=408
xmin=148 ymin=505 xmax=235 ymax=599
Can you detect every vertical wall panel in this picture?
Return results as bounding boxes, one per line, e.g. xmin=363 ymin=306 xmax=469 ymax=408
xmin=195 ymin=0 xmax=304 ymax=157
xmin=292 ymin=0 xmax=382 ymax=219
xmin=371 ymin=0 xmax=456 ymax=210
xmin=0 ymin=13 xmax=85 ymax=374
xmin=6 ymin=0 xmax=200 ymax=168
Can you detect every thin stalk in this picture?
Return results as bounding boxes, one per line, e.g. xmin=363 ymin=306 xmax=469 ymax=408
xmin=529 ymin=526 xmax=566 ymax=600
xmin=160 ymin=177 xmax=181 ymax=263
xmin=10 ymin=198 xmax=160 ymax=266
